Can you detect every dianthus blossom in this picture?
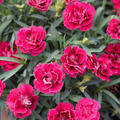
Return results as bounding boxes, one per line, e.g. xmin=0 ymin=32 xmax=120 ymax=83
xmin=0 ymin=0 xmax=2 ymax=4
xmin=15 ymin=26 xmax=46 ymax=56
xmin=33 ymin=62 xmax=65 ymax=94
xmin=0 ymin=80 xmax=5 ymax=97
xmin=96 ymin=54 xmax=112 ymax=81
xmin=107 ymin=18 xmax=120 ymax=40
xmin=111 ymin=0 xmax=120 ymax=15
xmin=0 ymin=41 xmax=20 ymax=71
xmin=61 ymin=46 xmax=87 ymax=78
xmin=47 ymin=102 xmax=77 ymax=120
xmin=65 ymin=0 xmax=80 ymax=5
xmin=6 ymin=84 xmax=39 ymax=118
xmin=27 ymin=0 xmax=52 ymax=12
xmin=76 ymin=98 xmax=101 ymax=120
xmin=87 ymin=54 xmax=112 ymax=81
xmin=105 ymin=43 xmax=120 ymax=75
xmin=63 ymin=2 xmax=95 ymax=31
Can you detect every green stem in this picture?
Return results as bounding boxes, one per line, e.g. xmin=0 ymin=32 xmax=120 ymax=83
xmin=102 ymin=0 xmax=107 ymax=9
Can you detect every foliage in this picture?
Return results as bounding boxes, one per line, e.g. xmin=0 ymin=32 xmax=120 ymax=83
xmin=0 ymin=0 xmax=120 ymax=120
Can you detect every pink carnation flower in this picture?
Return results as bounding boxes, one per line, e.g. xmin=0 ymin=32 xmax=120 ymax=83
xmin=65 ymin=0 xmax=80 ymax=5
xmin=47 ymin=102 xmax=77 ymax=120
xmin=6 ymin=84 xmax=39 ymax=118
xmin=105 ymin=43 xmax=120 ymax=75
xmin=0 ymin=0 xmax=2 ymax=4
xmin=86 ymin=54 xmax=99 ymax=71
xmin=63 ymin=2 xmax=95 ymax=31
xmin=76 ymin=98 xmax=101 ymax=120
xmin=15 ymin=26 xmax=46 ymax=56
xmin=0 ymin=80 xmax=5 ymax=97
xmin=33 ymin=62 xmax=65 ymax=94
xmin=27 ymin=0 xmax=52 ymax=12
xmin=107 ymin=18 xmax=120 ymax=40
xmin=96 ymin=54 xmax=112 ymax=82
xmin=61 ymin=46 xmax=87 ymax=78
xmin=87 ymin=54 xmax=112 ymax=81
xmin=111 ymin=0 xmax=120 ymax=15
xmin=0 ymin=42 xmax=20 ymax=71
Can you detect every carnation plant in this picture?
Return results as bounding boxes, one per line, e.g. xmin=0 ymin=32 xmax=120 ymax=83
xmin=0 ymin=0 xmax=120 ymax=120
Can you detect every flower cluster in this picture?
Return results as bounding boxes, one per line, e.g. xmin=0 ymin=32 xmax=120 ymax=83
xmin=0 ymin=42 xmax=20 ymax=71
xmin=47 ymin=98 xmax=101 ymax=120
xmin=33 ymin=62 xmax=65 ymax=94
xmin=15 ymin=26 xmax=46 ymax=56
xmin=6 ymin=84 xmax=39 ymax=118
xmin=1 ymin=0 xmax=119 ymax=119
xmin=87 ymin=42 xmax=120 ymax=81
xmin=27 ymin=0 xmax=52 ymax=12
xmin=63 ymin=2 xmax=95 ymax=31
xmin=111 ymin=0 xmax=120 ymax=15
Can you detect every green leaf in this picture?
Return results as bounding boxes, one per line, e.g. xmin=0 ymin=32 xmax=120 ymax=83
xmin=14 ymin=54 xmax=32 ymax=60
xmin=14 ymin=20 xmax=28 ymax=28
xmin=94 ymin=7 xmax=104 ymax=23
xmin=0 ymin=64 xmax=23 ymax=81
xmin=53 ymin=93 xmax=60 ymax=104
xmin=90 ymin=45 xmax=106 ymax=53
xmin=61 ymin=90 xmax=71 ymax=100
xmin=105 ymin=95 xmax=120 ymax=114
xmin=0 ymin=19 xmax=12 ymax=36
xmin=102 ymin=90 xmax=120 ymax=105
xmin=80 ymin=44 xmax=92 ymax=56
xmin=0 ymin=57 xmax=24 ymax=64
xmin=30 ymin=14 xmax=47 ymax=21
xmin=45 ymin=50 xmax=59 ymax=63
xmin=69 ymin=95 xmax=83 ymax=102
xmin=10 ymin=31 xmax=16 ymax=51
xmin=95 ymin=16 xmax=111 ymax=34
xmin=99 ymin=78 xmax=120 ymax=89
xmin=98 ymin=92 xmax=102 ymax=104
xmin=64 ymin=32 xmax=81 ymax=47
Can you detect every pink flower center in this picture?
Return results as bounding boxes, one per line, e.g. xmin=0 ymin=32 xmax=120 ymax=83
xmin=69 ymin=55 xmax=78 ymax=64
xmin=43 ymin=73 xmax=53 ymax=85
xmin=22 ymin=96 xmax=32 ymax=106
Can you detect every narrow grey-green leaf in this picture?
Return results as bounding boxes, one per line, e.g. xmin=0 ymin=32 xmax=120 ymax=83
xmin=0 ymin=65 xmax=23 ymax=81
xmin=0 ymin=19 xmax=12 ymax=36
xmin=102 ymin=90 xmax=120 ymax=105
xmin=0 ymin=57 xmax=24 ymax=64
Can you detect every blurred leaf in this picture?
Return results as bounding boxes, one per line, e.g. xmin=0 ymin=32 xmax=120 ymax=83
xmin=30 ymin=14 xmax=47 ymax=21
xmin=0 ymin=57 xmax=24 ymax=64
xmin=0 ymin=64 xmax=23 ymax=81
xmin=61 ymin=90 xmax=71 ymax=100
xmin=98 ymin=92 xmax=102 ymax=104
xmin=69 ymin=95 xmax=83 ymax=102
xmin=14 ymin=20 xmax=28 ymax=28
xmin=102 ymin=90 xmax=120 ymax=105
xmin=105 ymin=95 xmax=120 ymax=114
xmin=99 ymin=78 xmax=120 ymax=89
xmin=0 ymin=19 xmax=12 ymax=36
xmin=80 ymin=44 xmax=92 ymax=56
xmin=95 ymin=16 xmax=111 ymax=35
xmin=45 ymin=50 xmax=59 ymax=63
